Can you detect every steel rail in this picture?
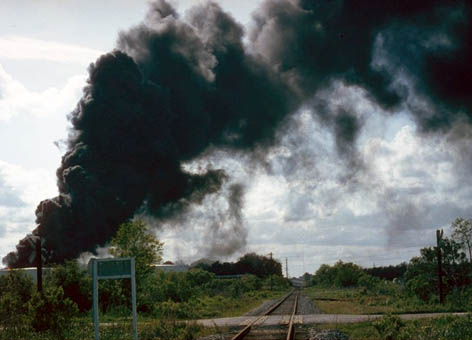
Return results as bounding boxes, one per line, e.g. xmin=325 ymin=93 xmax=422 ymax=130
xmin=230 ymin=290 xmax=296 ymax=340
xmin=286 ymin=293 xmax=299 ymax=340
xmin=230 ymin=290 xmax=294 ymax=340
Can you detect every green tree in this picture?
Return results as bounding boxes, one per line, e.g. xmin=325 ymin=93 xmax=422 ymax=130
xmin=333 ymin=261 xmax=365 ymax=287
xmin=313 ymin=261 xmax=367 ymax=287
xmin=110 ymin=219 xmax=164 ymax=281
xmin=405 ymin=237 xmax=470 ymax=301
xmin=236 ymin=253 xmax=283 ymax=278
xmin=46 ymin=260 xmax=91 ymax=312
xmin=28 ymin=286 xmax=78 ymax=338
xmin=451 ymin=218 xmax=472 ymax=262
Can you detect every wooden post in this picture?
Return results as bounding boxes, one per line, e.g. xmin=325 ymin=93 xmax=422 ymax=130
xmin=36 ymin=237 xmax=42 ymax=293
xmin=436 ymin=229 xmax=445 ymax=304
xmin=130 ymin=258 xmax=137 ymax=340
xmin=269 ymin=252 xmax=273 ymax=291
xmin=93 ymin=260 xmax=99 ymax=340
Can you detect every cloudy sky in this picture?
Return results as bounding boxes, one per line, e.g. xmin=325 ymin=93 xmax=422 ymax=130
xmin=1 ymin=0 xmax=471 ymax=276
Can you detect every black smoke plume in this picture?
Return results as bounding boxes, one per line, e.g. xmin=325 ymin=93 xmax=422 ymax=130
xmin=4 ymin=0 xmax=471 ymax=267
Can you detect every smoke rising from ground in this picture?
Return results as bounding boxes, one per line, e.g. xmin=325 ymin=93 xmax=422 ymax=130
xmin=4 ymin=0 xmax=472 ymax=267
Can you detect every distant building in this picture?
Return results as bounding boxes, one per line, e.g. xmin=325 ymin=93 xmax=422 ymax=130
xmin=0 ymin=267 xmax=52 ymax=282
xmin=153 ymin=264 xmax=189 ymax=272
xmin=289 ymin=277 xmax=306 ymax=288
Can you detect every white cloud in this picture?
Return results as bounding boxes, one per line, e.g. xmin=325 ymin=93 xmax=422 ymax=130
xmin=0 ymin=161 xmax=57 ymax=205
xmin=0 ymin=63 xmax=87 ymax=120
xmin=0 ymin=160 xmax=57 ymax=266
xmin=149 ymin=109 xmax=472 ymax=276
xmin=0 ymin=66 xmax=87 ymax=266
xmin=0 ymin=35 xmax=104 ymax=65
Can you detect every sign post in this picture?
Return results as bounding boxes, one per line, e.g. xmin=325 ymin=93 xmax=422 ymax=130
xmin=89 ymin=257 xmax=137 ymax=340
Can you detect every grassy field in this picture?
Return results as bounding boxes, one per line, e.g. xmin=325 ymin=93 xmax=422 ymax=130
xmin=2 ymin=318 xmax=226 ymax=340
xmin=313 ymin=314 xmax=472 ymax=340
xmin=187 ymin=289 xmax=288 ymax=319
xmin=1 ymin=288 xmax=287 ymax=340
xmin=96 ymin=288 xmax=289 ymax=322
xmin=304 ymin=286 xmax=470 ymax=315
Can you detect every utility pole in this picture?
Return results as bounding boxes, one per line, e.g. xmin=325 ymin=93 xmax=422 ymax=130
xmin=269 ymin=252 xmax=273 ymax=291
xmin=36 ymin=236 xmax=43 ymax=293
xmin=436 ymin=229 xmax=444 ymax=304
xmin=285 ymin=257 xmax=288 ymax=278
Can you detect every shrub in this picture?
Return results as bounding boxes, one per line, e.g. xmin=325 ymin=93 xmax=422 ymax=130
xmin=46 ymin=260 xmax=91 ymax=312
xmin=186 ymin=268 xmax=215 ymax=286
xmin=0 ymin=290 xmax=33 ymax=338
xmin=230 ymin=279 xmax=245 ymax=298
xmin=98 ymin=279 xmax=129 ymax=314
xmin=263 ymin=275 xmax=290 ymax=290
xmin=373 ymin=314 xmax=405 ymax=340
xmin=28 ymin=286 xmax=78 ymax=338
xmin=242 ymin=274 xmax=262 ymax=290
xmin=0 ymin=269 xmax=34 ymax=306
xmin=358 ymin=273 xmax=380 ymax=290
xmin=153 ymin=300 xmax=195 ymax=319
xmin=0 ymin=270 xmax=34 ymax=338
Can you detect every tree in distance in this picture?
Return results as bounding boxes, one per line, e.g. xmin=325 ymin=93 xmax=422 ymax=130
xmin=109 ymin=219 xmax=164 ymax=282
xmin=451 ymin=218 xmax=472 ymax=263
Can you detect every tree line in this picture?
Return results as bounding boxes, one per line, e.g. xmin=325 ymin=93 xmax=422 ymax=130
xmin=194 ymin=253 xmax=283 ymax=278
xmin=309 ymin=217 xmax=472 ymax=303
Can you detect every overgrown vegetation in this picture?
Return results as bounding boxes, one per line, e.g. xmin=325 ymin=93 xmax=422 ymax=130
xmin=315 ymin=314 xmax=472 ymax=340
xmin=0 ymin=220 xmax=289 ymax=339
xmin=306 ymin=217 xmax=472 ymax=316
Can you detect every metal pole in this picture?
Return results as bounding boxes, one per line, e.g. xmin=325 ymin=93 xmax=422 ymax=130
xmin=131 ymin=258 xmax=138 ymax=340
xmin=93 ymin=260 xmax=99 ymax=340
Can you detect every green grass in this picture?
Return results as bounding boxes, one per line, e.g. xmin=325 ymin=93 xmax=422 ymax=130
xmin=97 ymin=288 xmax=290 ymax=321
xmin=96 ymin=289 xmax=289 ymax=320
xmin=190 ymin=289 xmax=289 ymax=318
xmin=313 ymin=314 xmax=472 ymax=340
xmin=0 ymin=317 xmax=226 ymax=340
xmin=304 ymin=286 xmax=471 ymax=315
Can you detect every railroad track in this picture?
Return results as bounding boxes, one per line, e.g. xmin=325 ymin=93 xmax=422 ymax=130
xmin=228 ymin=290 xmax=308 ymax=340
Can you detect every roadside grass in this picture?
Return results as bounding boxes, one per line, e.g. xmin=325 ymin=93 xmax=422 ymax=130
xmin=11 ymin=318 xmax=227 ymax=340
xmin=189 ymin=289 xmax=288 ymax=318
xmin=98 ymin=288 xmax=289 ymax=321
xmin=313 ymin=314 xmax=472 ymax=340
xmin=304 ymin=286 xmax=470 ymax=315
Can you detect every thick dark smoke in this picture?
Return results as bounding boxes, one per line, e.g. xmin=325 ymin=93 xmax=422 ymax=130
xmin=4 ymin=0 xmax=472 ymax=267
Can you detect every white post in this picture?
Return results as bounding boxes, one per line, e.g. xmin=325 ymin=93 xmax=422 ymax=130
xmin=131 ymin=258 xmax=138 ymax=340
xmin=93 ymin=259 xmax=99 ymax=340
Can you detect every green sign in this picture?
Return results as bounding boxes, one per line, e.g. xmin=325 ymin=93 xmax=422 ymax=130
xmin=89 ymin=257 xmax=137 ymax=340
xmin=97 ymin=259 xmax=131 ymax=278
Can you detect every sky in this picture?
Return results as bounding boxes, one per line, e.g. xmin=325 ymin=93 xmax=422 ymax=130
xmin=0 ymin=0 xmax=471 ymax=277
